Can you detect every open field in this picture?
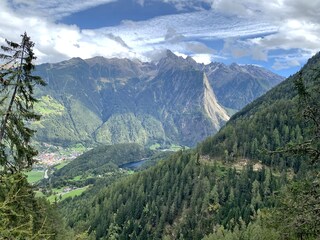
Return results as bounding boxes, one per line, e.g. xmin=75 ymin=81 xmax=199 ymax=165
xmin=26 ymin=170 xmax=44 ymax=184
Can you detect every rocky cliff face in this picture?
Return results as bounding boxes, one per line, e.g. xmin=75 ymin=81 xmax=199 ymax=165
xmin=204 ymin=62 xmax=284 ymax=110
xmin=34 ymin=51 xmax=283 ymax=147
xmin=203 ymin=73 xmax=229 ymax=128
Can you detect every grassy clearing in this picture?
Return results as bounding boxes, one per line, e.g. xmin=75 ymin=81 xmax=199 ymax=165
xmin=26 ymin=170 xmax=44 ymax=184
xmin=149 ymin=143 xmax=161 ymax=150
xmin=168 ymin=144 xmax=189 ymax=151
xmin=71 ymin=175 xmax=82 ymax=181
xmin=54 ymin=161 xmax=70 ymax=170
xmin=34 ymin=95 xmax=65 ymax=116
xmin=35 ymin=191 xmax=45 ymax=198
xmin=47 ymin=186 xmax=89 ymax=202
xmin=61 ymin=187 xmax=88 ymax=200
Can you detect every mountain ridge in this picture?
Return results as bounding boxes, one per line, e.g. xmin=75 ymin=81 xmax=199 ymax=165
xmin=57 ymin=51 xmax=320 ymax=240
xmin=34 ymin=50 xmax=283 ymax=147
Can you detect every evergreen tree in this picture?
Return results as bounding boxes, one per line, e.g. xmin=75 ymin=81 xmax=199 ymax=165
xmin=0 ymin=34 xmax=69 ymax=239
xmin=0 ymin=32 xmax=46 ymax=173
xmin=272 ymin=69 xmax=320 ymax=239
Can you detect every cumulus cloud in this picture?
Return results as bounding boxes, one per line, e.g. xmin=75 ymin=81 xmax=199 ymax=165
xmin=113 ymin=10 xmax=276 ymax=62
xmin=214 ymin=0 xmax=320 ymax=67
xmin=164 ymin=27 xmax=185 ymax=43
xmin=270 ymin=50 xmax=312 ymax=71
xmin=0 ymin=1 xmax=138 ymax=63
xmin=272 ymin=57 xmax=300 ymax=70
xmin=191 ymin=54 xmax=212 ymax=64
xmin=223 ymin=38 xmax=268 ymax=61
xmin=184 ymin=42 xmax=215 ymax=54
xmin=1 ymin=0 xmax=319 ymax=74
xmin=0 ymin=0 xmax=277 ymax=64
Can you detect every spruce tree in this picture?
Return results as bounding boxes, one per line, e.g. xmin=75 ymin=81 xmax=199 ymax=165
xmin=0 ymin=32 xmax=46 ymax=174
xmin=0 ymin=33 xmax=70 ymax=239
xmin=273 ymin=68 xmax=320 ymax=239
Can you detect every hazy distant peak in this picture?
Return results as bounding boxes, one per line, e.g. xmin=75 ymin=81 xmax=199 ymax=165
xmin=157 ymin=50 xmax=199 ymax=71
xmin=165 ymin=49 xmax=179 ymax=59
xmin=186 ymin=56 xmax=198 ymax=65
xmin=64 ymin=57 xmax=87 ymax=65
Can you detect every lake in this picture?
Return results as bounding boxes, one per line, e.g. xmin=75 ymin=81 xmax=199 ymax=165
xmin=119 ymin=159 xmax=147 ymax=170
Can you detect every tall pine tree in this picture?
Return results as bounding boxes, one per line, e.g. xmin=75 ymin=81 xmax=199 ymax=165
xmin=0 ymin=32 xmax=46 ymax=174
xmin=0 ymin=33 xmax=71 ymax=240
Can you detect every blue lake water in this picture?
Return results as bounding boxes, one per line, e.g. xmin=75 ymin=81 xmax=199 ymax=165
xmin=119 ymin=159 xmax=147 ymax=170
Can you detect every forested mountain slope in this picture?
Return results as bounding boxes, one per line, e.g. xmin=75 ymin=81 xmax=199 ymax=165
xmin=61 ymin=150 xmax=279 ymax=239
xmin=58 ymin=54 xmax=319 ymax=239
xmin=47 ymin=143 xmax=169 ymax=189
xmin=199 ymin=53 xmax=320 ymax=170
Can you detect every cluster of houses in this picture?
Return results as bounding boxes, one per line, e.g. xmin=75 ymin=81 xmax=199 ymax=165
xmin=35 ymin=152 xmax=81 ymax=166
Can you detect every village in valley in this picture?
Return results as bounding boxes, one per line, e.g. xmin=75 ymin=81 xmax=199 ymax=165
xmin=34 ymin=143 xmax=87 ymax=167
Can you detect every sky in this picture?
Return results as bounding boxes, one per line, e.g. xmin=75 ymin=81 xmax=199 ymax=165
xmin=0 ymin=0 xmax=319 ymax=77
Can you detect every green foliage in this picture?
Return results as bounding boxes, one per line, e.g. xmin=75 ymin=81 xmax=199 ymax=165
xmin=0 ymin=34 xmax=71 ymax=239
xmin=54 ymin=143 xmax=149 ymax=177
xmin=0 ymin=173 xmax=42 ymax=239
xmin=48 ymin=143 xmax=155 ymax=188
xmin=270 ymin=65 xmax=320 ymax=239
xmin=95 ymin=113 xmax=166 ymax=145
xmin=54 ymin=161 xmax=70 ymax=170
xmin=57 ymin=53 xmax=320 ymax=240
xmin=0 ymin=33 xmax=46 ymax=173
xmin=199 ymin=53 xmax=320 ymax=173
xmin=33 ymin=95 xmax=64 ymax=116
xmin=34 ymin=97 xmax=102 ymax=146
xmin=47 ymin=186 xmax=89 ymax=203
xmin=149 ymin=143 xmax=161 ymax=150
xmin=26 ymin=170 xmax=44 ymax=184
xmin=60 ymin=150 xmax=280 ymax=239
xmin=203 ymin=211 xmax=280 ymax=240
xmin=272 ymin=179 xmax=320 ymax=239
xmin=0 ymin=173 xmax=72 ymax=239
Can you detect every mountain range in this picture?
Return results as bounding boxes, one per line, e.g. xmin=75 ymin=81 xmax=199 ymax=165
xmin=56 ymin=52 xmax=320 ymax=240
xmin=34 ymin=50 xmax=283 ymax=147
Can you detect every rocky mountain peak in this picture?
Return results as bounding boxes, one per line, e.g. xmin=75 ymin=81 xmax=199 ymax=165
xmin=157 ymin=50 xmax=198 ymax=72
xmin=34 ymin=53 xmax=284 ymax=147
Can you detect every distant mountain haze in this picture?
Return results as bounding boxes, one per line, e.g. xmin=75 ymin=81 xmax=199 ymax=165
xmin=33 ymin=50 xmax=283 ymax=147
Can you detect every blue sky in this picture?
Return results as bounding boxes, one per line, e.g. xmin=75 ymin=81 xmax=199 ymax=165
xmin=1 ymin=0 xmax=320 ymax=77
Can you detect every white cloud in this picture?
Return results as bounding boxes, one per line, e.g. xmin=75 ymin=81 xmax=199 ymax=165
xmin=157 ymin=0 xmax=214 ymax=11
xmin=191 ymin=54 xmax=212 ymax=64
xmin=272 ymin=58 xmax=300 ymax=70
xmin=99 ymin=10 xmax=276 ymax=56
xmin=214 ymin=0 xmax=320 ymax=67
xmin=184 ymin=42 xmax=215 ymax=54
xmin=173 ymin=52 xmax=188 ymax=59
xmin=1 ymin=0 xmax=319 ymax=73
xmin=222 ymin=38 xmax=269 ymax=61
xmin=164 ymin=27 xmax=186 ymax=43
xmin=0 ymin=1 xmax=277 ymax=64
xmin=0 ymin=1 xmax=137 ymax=63
xmin=135 ymin=0 xmax=145 ymax=6
xmin=105 ymin=33 xmax=131 ymax=49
